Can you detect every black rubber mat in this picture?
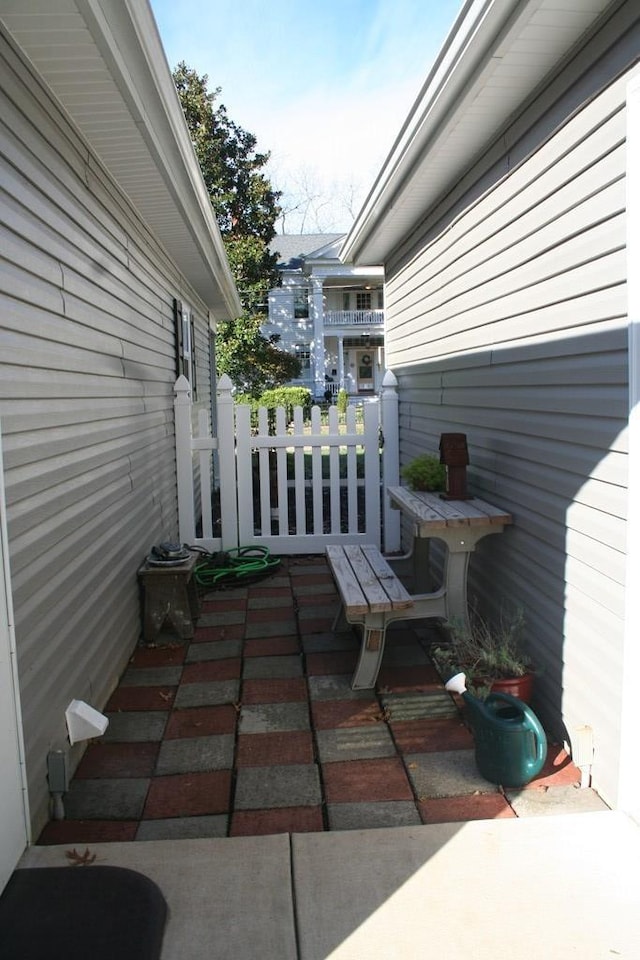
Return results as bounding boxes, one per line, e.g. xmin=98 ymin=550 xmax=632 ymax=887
xmin=0 ymin=866 xmax=167 ymax=960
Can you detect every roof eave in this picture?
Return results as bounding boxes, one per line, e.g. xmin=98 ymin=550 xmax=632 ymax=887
xmin=341 ymin=0 xmax=616 ymax=266
xmin=1 ymin=0 xmax=242 ymax=319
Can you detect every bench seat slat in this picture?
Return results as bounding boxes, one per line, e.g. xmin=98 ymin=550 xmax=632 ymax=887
xmin=359 ymin=545 xmax=414 ymax=610
xmin=325 ymin=545 xmax=369 ymax=617
xmin=342 ymin=545 xmax=396 ymax=613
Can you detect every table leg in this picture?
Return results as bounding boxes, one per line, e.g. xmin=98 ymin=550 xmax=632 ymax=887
xmin=441 ymin=528 xmax=506 ymax=630
xmin=442 ymin=544 xmax=472 ymax=630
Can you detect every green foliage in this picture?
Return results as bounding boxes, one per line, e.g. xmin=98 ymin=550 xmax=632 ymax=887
xmin=336 ymin=389 xmax=348 ymax=415
xmin=259 ymin=387 xmax=311 ymax=412
xmin=432 ymin=605 xmax=531 ymax=692
xmin=216 ymin=315 xmax=301 ymax=397
xmin=235 ymin=386 xmax=311 ymax=414
xmin=172 ymin=63 xmax=281 ymax=319
xmin=400 ymin=454 xmax=447 ymax=491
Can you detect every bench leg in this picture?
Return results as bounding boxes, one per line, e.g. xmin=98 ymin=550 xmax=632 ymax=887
xmin=351 ymin=614 xmax=387 ymax=690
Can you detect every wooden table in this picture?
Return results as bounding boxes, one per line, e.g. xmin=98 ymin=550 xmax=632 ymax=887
xmin=386 ymin=487 xmax=512 ymax=629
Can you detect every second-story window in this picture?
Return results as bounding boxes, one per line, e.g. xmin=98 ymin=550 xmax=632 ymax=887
xmin=356 ymin=291 xmax=372 ymax=310
xmin=294 ymin=289 xmax=309 ymax=319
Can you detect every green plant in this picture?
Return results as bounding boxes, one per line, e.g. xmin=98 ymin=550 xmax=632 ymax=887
xmin=337 ymin=389 xmax=348 ymax=415
xmin=432 ymin=604 xmax=532 ymax=694
xmin=400 ymin=454 xmax=446 ymax=491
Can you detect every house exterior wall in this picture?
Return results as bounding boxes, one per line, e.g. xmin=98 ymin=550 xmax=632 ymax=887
xmin=0 ymin=33 xmax=213 ymax=834
xmin=384 ymin=11 xmax=639 ymax=807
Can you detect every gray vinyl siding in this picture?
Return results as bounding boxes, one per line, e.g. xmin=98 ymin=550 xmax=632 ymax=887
xmin=0 ymin=33 xmax=214 ymax=833
xmin=385 ymin=20 xmax=637 ymax=806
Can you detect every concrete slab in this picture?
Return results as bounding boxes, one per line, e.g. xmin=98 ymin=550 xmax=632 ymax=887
xmin=245 ymin=619 xmax=297 ymax=638
xmin=506 ymin=783 xmax=611 ymax=816
xmin=405 ymin=749 xmax=499 ymax=799
xmin=186 ymin=640 xmax=243 ymax=662
xmin=19 ymin=835 xmax=298 ymax=960
xmin=18 ymin=812 xmax=640 ymax=960
xmin=248 ymin=596 xmax=294 ymax=609
xmin=243 ymin=655 xmax=303 ymax=679
xmin=63 ymin=777 xmax=150 ymax=820
xmin=103 ymin=711 xmax=167 ymax=742
xmin=307 ymin=675 xmax=374 ymax=701
xmin=315 ymin=726 xmax=396 ymax=763
xmin=135 ymin=815 xmax=228 ymax=841
xmin=200 ymin=585 xmax=248 ymax=601
xmin=198 ymin=609 xmax=246 ymax=626
xmin=234 ymin=764 xmax=322 ymax=809
xmin=298 ymin=605 xmax=338 ymax=621
xmin=155 ymin=735 xmax=235 ymax=775
xmin=301 ymin=632 xmax=358 ymax=653
xmin=381 ymin=690 xmax=459 ymax=720
xmin=174 ymin=680 xmax=239 ymax=708
xmin=327 ymin=801 xmax=422 ymax=831
xmin=239 ymin=702 xmax=310 ymax=733
xmin=120 ymin=666 xmax=183 ymax=686
xmin=292 ymin=811 xmax=640 ymax=960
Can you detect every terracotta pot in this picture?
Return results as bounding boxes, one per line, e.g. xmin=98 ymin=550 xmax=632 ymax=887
xmin=490 ymin=672 xmax=534 ymax=704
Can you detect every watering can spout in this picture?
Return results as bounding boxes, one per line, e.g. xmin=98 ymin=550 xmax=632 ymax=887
xmin=444 ymin=672 xmax=467 ymax=695
xmin=445 ymin=673 xmax=547 ymax=787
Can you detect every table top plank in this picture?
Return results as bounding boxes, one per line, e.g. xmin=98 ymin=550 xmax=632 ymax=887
xmin=387 ymin=487 xmax=512 ymax=530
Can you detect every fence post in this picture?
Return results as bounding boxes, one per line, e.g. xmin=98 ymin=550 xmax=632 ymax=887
xmin=381 ymin=369 xmax=401 ymax=553
xmin=216 ymin=374 xmax=239 ymax=551
xmin=174 ymin=375 xmax=195 ymax=545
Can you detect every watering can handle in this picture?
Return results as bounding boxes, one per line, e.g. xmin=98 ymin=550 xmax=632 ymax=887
xmin=486 ymin=691 xmax=548 ymax=776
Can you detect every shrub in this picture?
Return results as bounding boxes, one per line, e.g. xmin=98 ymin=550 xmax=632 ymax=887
xmin=400 ymin=454 xmax=446 ymax=491
xmin=337 ymin=389 xmax=348 ymax=415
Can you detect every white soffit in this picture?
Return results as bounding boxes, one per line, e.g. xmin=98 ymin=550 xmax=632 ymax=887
xmin=341 ymin=0 xmax=616 ymax=265
xmin=0 ymin=0 xmax=241 ymax=318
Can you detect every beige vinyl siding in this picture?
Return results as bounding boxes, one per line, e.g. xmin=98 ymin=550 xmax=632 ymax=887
xmin=385 ymin=33 xmax=635 ymax=805
xmin=0 ymin=32 xmax=214 ymax=833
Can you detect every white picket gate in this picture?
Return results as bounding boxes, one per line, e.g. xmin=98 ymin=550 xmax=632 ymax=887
xmin=174 ymin=371 xmax=401 ymax=556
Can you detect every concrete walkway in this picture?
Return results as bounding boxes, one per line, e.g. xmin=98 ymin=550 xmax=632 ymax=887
xmin=19 ymin=809 xmax=640 ymax=959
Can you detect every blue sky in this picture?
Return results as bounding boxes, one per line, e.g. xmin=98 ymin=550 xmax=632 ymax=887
xmin=150 ymin=0 xmax=464 ymax=232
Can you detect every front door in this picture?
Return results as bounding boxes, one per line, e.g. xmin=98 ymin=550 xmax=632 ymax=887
xmin=0 ymin=435 xmax=28 ymax=892
xmin=356 ymin=350 xmax=374 ymax=393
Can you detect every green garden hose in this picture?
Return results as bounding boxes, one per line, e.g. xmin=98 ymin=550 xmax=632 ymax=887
xmin=192 ymin=544 xmax=281 ymax=587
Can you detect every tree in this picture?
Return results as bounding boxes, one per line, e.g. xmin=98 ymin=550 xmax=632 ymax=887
xmin=173 ymin=62 xmax=300 ymax=387
xmin=215 ymin=315 xmax=300 ymax=396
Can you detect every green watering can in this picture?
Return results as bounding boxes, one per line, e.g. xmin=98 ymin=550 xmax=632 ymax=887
xmin=445 ymin=673 xmax=547 ymax=787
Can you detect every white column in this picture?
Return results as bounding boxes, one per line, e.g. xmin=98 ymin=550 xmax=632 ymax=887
xmin=337 ymin=336 xmax=345 ymax=390
xmin=310 ymin=278 xmax=325 ymax=399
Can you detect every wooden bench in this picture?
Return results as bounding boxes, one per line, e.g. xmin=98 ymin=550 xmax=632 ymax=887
xmin=326 ymin=544 xmax=447 ymax=690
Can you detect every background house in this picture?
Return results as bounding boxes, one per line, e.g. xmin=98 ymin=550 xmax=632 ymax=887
xmin=0 ymin=0 xmax=240 ymax=883
xmin=266 ymin=235 xmax=385 ymax=399
xmin=342 ymin=0 xmax=640 ymax=818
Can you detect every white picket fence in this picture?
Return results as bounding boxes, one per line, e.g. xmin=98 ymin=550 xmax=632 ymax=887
xmin=174 ymin=371 xmax=401 ymax=555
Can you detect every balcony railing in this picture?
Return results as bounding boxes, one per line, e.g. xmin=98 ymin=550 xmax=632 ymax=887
xmin=324 ymin=309 xmax=384 ymax=326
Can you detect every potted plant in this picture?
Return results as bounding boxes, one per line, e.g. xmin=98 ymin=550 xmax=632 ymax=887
xmin=432 ymin=604 xmax=535 ymax=703
xmin=400 ymin=454 xmax=446 ymax=492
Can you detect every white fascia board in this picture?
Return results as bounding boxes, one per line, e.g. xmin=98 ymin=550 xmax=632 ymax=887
xmin=308 ymin=265 xmax=385 ymax=280
xmin=77 ymin=0 xmax=242 ymax=318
